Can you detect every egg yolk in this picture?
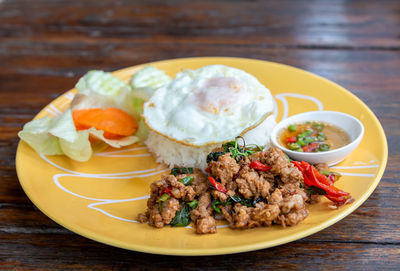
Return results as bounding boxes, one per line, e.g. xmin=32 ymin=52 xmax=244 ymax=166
xmin=194 ymin=77 xmax=245 ymax=114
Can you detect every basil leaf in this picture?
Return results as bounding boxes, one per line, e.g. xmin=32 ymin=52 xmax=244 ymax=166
xmin=170 ymin=203 xmax=191 ymax=227
xmin=171 ymin=167 xmax=193 ymax=176
xmin=230 ymin=195 xmax=242 ymax=203
xmin=241 ymin=198 xmax=254 ymax=207
xmin=221 ymin=137 xmax=258 ymax=162
xmin=206 ymin=151 xmax=225 ymax=163
xmin=222 ymin=141 xmax=236 ymax=152
xmin=229 ymin=195 xmax=262 ymax=207
xmin=307 ymin=186 xmax=327 ymax=196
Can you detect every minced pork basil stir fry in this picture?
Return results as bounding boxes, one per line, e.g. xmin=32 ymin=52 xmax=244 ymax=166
xmin=138 ymin=137 xmax=353 ymax=234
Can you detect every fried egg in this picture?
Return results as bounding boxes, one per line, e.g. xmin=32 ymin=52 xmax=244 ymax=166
xmin=143 ymin=65 xmax=274 ymax=147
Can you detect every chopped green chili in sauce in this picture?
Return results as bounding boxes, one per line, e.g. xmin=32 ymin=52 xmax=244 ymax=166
xmin=279 ymin=121 xmax=351 ymax=153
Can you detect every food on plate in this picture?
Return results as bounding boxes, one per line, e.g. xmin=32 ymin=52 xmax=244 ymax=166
xmin=18 ymin=66 xmax=170 ymax=161
xmin=18 ymin=62 xmax=357 ymax=235
xmin=279 ymin=121 xmax=351 ymax=153
xmin=143 ymin=65 xmax=276 ymax=170
xmin=72 ymin=108 xmax=138 ymax=139
xmin=292 ymin=161 xmax=352 ymax=206
xmin=138 ymin=138 xmax=353 ymax=234
xmin=19 ymin=64 xmax=277 ymax=165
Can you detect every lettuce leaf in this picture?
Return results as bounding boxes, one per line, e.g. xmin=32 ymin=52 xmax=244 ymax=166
xmin=18 ymin=116 xmax=63 ymax=155
xmin=134 ymin=118 xmax=149 ymax=143
xmin=75 ymin=70 xmax=134 ymax=115
xmin=18 ymin=109 xmax=138 ymax=162
xmin=18 ymin=109 xmax=79 ymax=155
xmin=76 ymin=70 xmax=128 ymax=98
xmin=19 ymin=69 xmax=155 ymax=161
xmin=59 ymin=130 xmax=92 ymax=162
xmin=18 ymin=109 xmax=90 ymax=160
xmin=130 ymin=66 xmax=171 ymax=141
xmin=47 ymin=109 xmax=78 ymax=143
xmin=130 ymin=66 xmax=171 ymax=93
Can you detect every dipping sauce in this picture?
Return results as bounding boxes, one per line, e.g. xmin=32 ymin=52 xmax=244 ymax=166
xmin=278 ymin=121 xmax=351 ymax=152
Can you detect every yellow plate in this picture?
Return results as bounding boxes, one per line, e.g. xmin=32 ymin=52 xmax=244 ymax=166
xmin=16 ymin=57 xmax=388 ymax=255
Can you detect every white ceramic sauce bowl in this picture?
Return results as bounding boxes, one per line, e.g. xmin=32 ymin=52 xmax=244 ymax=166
xmin=270 ymin=111 xmax=364 ymax=166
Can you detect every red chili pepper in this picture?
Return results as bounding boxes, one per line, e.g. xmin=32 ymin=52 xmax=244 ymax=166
xmin=311 ymin=166 xmax=333 ymax=186
xmin=205 ymin=166 xmax=211 ymax=173
xmin=298 ymin=161 xmax=331 ymax=187
xmin=301 ymin=164 xmax=317 ymax=187
xmin=325 ymin=194 xmax=351 ymax=204
xmin=292 ymin=161 xmax=305 ymax=171
xmin=302 ymin=142 xmax=319 ymax=152
xmin=295 ymin=161 xmax=351 ymax=201
xmin=294 ymin=162 xmax=314 ymax=186
xmin=286 ymin=137 xmax=297 ymax=143
xmin=163 ymin=187 xmax=172 ymax=196
xmin=300 ymin=161 xmax=309 ymax=167
xmin=306 ymin=165 xmax=349 ymax=197
xmin=208 ymin=176 xmax=227 ymax=193
xmin=329 ymin=174 xmax=336 ymax=184
xmin=249 ymin=160 xmax=272 ymax=171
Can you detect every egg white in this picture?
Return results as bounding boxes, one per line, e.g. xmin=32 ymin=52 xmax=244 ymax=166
xmin=143 ymin=65 xmax=274 ymax=147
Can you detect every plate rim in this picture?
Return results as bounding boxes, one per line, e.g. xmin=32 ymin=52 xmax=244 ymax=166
xmin=15 ymin=56 xmax=388 ymax=256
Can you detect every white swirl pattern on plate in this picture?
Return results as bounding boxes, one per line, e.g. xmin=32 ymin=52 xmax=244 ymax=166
xmin=39 ymin=92 xmax=379 ymax=224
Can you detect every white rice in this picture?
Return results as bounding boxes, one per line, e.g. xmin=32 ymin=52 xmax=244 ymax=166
xmin=145 ymin=115 xmax=276 ymax=170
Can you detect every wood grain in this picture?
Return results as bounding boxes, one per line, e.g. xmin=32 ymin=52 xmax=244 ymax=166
xmin=1 ymin=0 xmax=400 ymax=48
xmin=0 ymin=0 xmax=399 ymax=269
xmin=0 ymin=234 xmax=399 ymax=270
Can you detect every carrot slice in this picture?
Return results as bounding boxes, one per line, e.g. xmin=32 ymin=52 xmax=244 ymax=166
xmin=72 ymin=108 xmax=138 ymax=139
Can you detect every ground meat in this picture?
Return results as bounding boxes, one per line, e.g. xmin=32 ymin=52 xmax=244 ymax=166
xmin=264 ymin=148 xmax=304 ymax=184
xmin=235 ymin=171 xmax=270 ymax=199
xmin=285 ymin=208 xmax=309 ymax=226
xmin=248 ymin=151 xmax=264 ymax=162
xmin=140 ymin=147 xmax=317 ymax=234
xmin=190 ymin=192 xmax=213 ymax=219
xmin=232 ymin=204 xmax=251 ymax=228
xmin=161 ymin=198 xmax=181 ymax=223
xmin=190 ymin=192 xmax=216 ymax=234
xmin=209 ymin=154 xmax=240 ymax=186
xmin=220 ymin=205 xmax=233 ymax=225
xmin=137 ymin=213 xmax=148 ymax=223
xmin=268 ymin=189 xmax=283 ymax=205
xmin=211 ymin=190 xmax=229 ymax=202
xmin=195 ymin=216 xmax=217 ymax=234
xmin=275 ymin=208 xmax=309 ymax=227
xmin=147 ymin=205 xmax=164 ymax=228
xmin=251 ymin=203 xmax=280 ymax=227
xmin=191 ymin=170 xmax=209 ymax=195
xmin=279 ymin=183 xmax=309 ymax=202
xmin=281 ymin=194 xmax=305 ymax=214
xmin=138 ymin=169 xmax=210 ymax=229
xmin=229 ymin=202 xmax=280 ymax=229
xmin=308 ymin=194 xmax=322 ymax=204
xmin=166 ymin=174 xmax=197 ymax=201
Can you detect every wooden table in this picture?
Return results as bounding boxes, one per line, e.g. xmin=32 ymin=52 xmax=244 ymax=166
xmin=1 ymin=0 xmax=399 ymax=269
